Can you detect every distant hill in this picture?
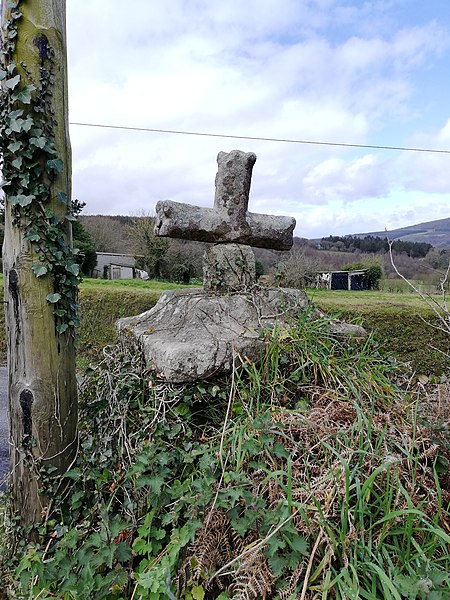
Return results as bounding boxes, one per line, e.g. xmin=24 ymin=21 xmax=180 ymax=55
xmin=357 ymin=217 xmax=450 ymax=249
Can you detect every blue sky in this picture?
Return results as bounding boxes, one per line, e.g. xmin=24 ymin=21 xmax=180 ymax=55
xmin=65 ymin=0 xmax=450 ymax=238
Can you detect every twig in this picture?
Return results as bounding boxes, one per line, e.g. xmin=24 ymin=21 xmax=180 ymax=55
xmin=204 ymin=351 xmax=237 ymax=529
xmin=300 ymin=529 xmax=324 ymax=600
xmin=219 ymin=350 xmax=236 ymax=472
xmin=388 ymin=240 xmax=450 ymax=334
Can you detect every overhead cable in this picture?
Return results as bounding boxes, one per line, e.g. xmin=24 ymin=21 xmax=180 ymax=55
xmin=68 ymin=121 xmax=450 ymax=155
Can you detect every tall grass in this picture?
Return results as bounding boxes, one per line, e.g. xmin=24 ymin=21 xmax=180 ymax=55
xmin=1 ymin=310 xmax=448 ymax=599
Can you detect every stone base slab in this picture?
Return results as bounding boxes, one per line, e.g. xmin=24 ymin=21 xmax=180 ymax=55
xmin=116 ymin=287 xmax=366 ymax=383
xmin=116 ymin=287 xmax=309 ymax=382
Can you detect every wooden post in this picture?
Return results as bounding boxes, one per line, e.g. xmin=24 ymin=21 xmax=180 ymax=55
xmin=0 ymin=1 xmax=78 ymax=529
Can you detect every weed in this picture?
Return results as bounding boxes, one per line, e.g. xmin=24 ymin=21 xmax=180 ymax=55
xmin=0 ymin=310 xmax=449 ymax=599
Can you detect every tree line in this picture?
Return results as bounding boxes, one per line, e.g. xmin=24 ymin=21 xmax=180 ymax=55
xmin=320 ymin=235 xmax=432 ymax=258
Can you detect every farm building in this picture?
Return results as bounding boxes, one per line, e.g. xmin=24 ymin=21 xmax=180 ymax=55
xmin=315 ymin=270 xmax=368 ymax=291
xmin=92 ymin=253 xmax=148 ymax=280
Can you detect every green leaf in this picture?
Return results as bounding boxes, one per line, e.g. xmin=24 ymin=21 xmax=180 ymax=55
xmin=191 ymin=585 xmax=205 ymax=600
xmin=46 ymin=293 xmax=62 ymax=304
xmin=22 ymin=117 xmax=33 ymax=132
xmin=66 ymin=263 xmax=80 ymax=276
xmin=30 ymin=136 xmax=47 ymax=149
xmin=56 ymin=323 xmax=69 ymax=334
xmin=288 ymin=535 xmax=308 ymax=555
xmin=0 ymin=69 xmax=6 ymax=81
xmin=9 ymin=194 xmax=35 ymax=207
xmin=24 ymin=230 xmax=40 ymax=242
xmin=7 ymin=140 xmax=22 ymax=152
xmin=115 ymin=541 xmax=133 ymax=563
xmin=8 ymin=109 xmax=23 ymax=119
xmin=11 ymin=156 xmax=22 ymax=169
xmin=8 ymin=115 xmax=33 ymax=133
xmin=56 ymin=191 xmax=68 ymax=202
xmin=12 ymin=84 xmax=35 ymax=104
xmin=32 ymin=265 xmax=48 ymax=277
xmin=5 ymin=74 xmax=20 ymax=89
xmin=8 ymin=117 xmax=24 ymax=132
xmin=47 ymin=158 xmax=64 ymax=173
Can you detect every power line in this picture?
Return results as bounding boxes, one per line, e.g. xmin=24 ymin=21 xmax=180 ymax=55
xmin=68 ymin=121 xmax=450 ymax=155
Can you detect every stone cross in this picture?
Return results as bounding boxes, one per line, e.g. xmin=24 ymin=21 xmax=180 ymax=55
xmin=155 ymin=150 xmax=295 ymax=250
xmin=155 ymin=150 xmax=296 ymax=291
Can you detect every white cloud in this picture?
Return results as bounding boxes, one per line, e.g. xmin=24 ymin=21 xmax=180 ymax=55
xmin=64 ymin=0 xmax=450 ymax=237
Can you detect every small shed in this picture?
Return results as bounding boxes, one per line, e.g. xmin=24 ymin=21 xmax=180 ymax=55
xmin=93 ymin=253 xmax=141 ymax=280
xmin=315 ymin=270 xmax=368 ymax=291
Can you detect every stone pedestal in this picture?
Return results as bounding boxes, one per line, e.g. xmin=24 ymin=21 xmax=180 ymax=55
xmin=117 ymin=287 xmax=309 ymax=383
xmin=203 ymin=243 xmax=256 ymax=292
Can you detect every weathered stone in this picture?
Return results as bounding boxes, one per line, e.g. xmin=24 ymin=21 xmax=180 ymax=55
xmin=203 ymin=243 xmax=256 ymax=292
xmin=154 ymin=150 xmax=295 ymax=251
xmin=117 ymin=287 xmax=309 ymax=383
xmin=120 ymin=149 xmax=366 ymax=385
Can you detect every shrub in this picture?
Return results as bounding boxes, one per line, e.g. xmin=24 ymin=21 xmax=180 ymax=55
xmin=1 ymin=310 xmax=448 ymax=599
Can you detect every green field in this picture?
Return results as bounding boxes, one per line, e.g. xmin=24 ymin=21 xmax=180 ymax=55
xmin=80 ymin=277 xmax=200 ymax=291
xmin=0 ymin=277 xmax=448 ymax=374
xmin=307 ymin=289 xmax=450 ymax=375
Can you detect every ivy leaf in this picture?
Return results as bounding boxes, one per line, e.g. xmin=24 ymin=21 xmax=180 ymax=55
xmin=9 ymin=194 xmax=35 ymax=207
xmin=47 ymin=158 xmax=64 ymax=173
xmin=46 ymin=293 xmax=61 ymax=304
xmin=56 ymin=323 xmax=69 ymax=334
xmin=66 ymin=263 xmax=80 ymax=276
xmin=5 ymin=74 xmax=20 ymax=90
xmin=11 ymin=156 xmax=22 ymax=169
xmin=22 ymin=117 xmax=33 ymax=132
xmin=19 ymin=173 xmax=30 ymax=187
xmin=24 ymin=230 xmax=40 ymax=242
xmin=6 ymin=62 xmax=16 ymax=74
xmin=0 ymin=69 xmax=6 ymax=81
xmin=12 ymin=84 xmax=35 ymax=104
xmin=8 ymin=140 xmax=22 ymax=152
xmin=32 ymin=265 xmax=48 ymax=277
xmin=8 ymin=109 xmax=23 ymax=119
xmin=8 ymin=117 xmax=24 ymax=132
xmin=56 ymin=192 xmax=68 ymax=203
xmin=30 ymin=136 xmax=47 ymax=149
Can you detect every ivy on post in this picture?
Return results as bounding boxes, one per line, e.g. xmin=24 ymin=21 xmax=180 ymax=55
xmin=0 ymin=0 xmax=78 ymax=531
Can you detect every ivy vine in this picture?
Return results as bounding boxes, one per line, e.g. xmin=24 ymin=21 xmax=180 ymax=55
xmin=0 ymin=0 xmax=80 ymax=334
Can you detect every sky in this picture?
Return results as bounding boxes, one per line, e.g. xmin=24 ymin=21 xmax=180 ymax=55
xmin=64 ymin=0 xmax=450 ymax=239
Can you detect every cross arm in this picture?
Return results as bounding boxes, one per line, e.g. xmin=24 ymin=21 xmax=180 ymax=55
xmin=155 ymin=199 xmax=295 ymax=251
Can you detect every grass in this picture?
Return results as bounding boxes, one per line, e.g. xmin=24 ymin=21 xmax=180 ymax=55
xmin=307 ymin=288 xmax=439 ymax=310
xmin=1 ymin=309 xmax=448 ymax=599
xmin=79 ymin=277 xmax=201 ymax=291
xmin=307 ymin=289 xmax=450 ymax=375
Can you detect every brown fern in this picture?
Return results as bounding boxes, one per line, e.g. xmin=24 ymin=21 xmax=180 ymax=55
xmin=177 ymin=508 xmax=233 ymax=595
xmin=278 ymin=559 xmax=306 ymax=599
xmin=230 ymin=544 xmax=273 ymax=600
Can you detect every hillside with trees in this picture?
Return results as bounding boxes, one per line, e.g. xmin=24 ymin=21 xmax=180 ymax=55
xmin=79 ymin=214 xmax=449 ymax=287
xmin=358 ymin=216 xmax=450 ymax=248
